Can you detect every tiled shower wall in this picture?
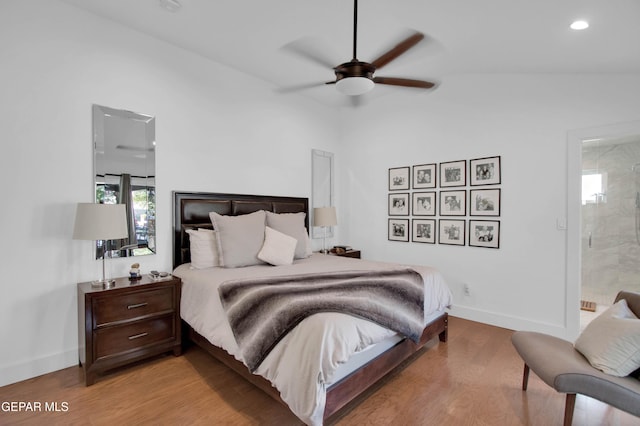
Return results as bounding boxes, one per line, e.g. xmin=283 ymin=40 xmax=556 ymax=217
xmin=582 ymin=137 xmax=640 ymax=306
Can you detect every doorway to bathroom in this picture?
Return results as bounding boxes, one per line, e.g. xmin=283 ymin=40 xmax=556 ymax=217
xmin=580 ymin=133 xmax=640 ymax=328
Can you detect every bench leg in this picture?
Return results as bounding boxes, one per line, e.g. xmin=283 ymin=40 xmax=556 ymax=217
xmin=522 ymin=363 xmax=530 ymax=391
xmin=564 ymin=394 xmax=576 ymax=426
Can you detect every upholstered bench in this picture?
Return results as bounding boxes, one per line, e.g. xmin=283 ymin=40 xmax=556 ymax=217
xmin=512 ymin=291 xmax=640 ymax=426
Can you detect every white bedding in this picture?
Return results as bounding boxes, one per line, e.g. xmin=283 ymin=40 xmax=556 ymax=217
xmin=174 ymin=253 xmax=452 ymax=425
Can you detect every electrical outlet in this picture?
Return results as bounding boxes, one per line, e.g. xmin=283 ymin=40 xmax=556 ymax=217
xmin=463 ymin=284 xmax=470 ymax=296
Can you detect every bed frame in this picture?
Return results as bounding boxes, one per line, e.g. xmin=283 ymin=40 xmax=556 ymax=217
xmin=173 ymin=190 xmax=448 ymax=421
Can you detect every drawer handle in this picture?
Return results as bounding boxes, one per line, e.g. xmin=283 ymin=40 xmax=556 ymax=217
xmin=128 ymin=332 xmax=148 ymax=340
xmin=127 ymin=302 xmax=148 ymax=310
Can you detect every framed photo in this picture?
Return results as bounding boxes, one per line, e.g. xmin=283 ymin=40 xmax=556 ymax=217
xmin=389 ymin=167 xmax=410 ymax=191
xmin=469 ymin=220 xmax=500 ymax=248
xmin=412 ymin=164 xmax=436 ymax=189
xmin=440 ymin=190 xmax=466 ymax=216
xmin=388 ymin=218 xmax=409 ymax=242
xmin=412 ymin=192 xmax=436 ymax=216
xmin=412 ymin=219 xmax=436 ymax=244
xmin=439 ymin=160 xmax=466 ymax=187
xmin=388 ymin=193 xmax=410 ymax=216
xmin=470 ymin=189 xmax=501 ymax=216
xmin=470 ymin=156 xmax=501 ymax=186
xmin=438 ymin=219 xmax=465 ymax=246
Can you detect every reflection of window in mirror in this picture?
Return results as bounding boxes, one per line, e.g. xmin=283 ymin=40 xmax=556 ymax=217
xmin=311 ymin=149 xmax=334 ymax=239
xmin=93 ymin=104 xmax=156 ymax=259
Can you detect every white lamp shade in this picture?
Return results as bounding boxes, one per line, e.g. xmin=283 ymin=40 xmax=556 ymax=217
xmin=336 ymin=77 xmax=374 ymax=96
xmin=73 ymin=203 xmax=129 ymax=241
xmin=313 ymin=207 xmax=337 ymax=227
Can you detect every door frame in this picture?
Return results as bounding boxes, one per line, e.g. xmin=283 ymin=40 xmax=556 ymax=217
xmin=567 ymin=120 xmax=640 ymax=339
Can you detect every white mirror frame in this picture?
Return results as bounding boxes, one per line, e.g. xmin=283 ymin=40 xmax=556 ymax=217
xmin=311 ymin=149 xmax=335 ymax=239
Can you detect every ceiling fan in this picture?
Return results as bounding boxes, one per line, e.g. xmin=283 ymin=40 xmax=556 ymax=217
xmin=285 ymin=0 xmax=436 ymax=97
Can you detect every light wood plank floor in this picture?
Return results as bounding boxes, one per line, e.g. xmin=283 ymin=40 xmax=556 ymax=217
xmin=1 ymin=316 xmax=638 ymax=425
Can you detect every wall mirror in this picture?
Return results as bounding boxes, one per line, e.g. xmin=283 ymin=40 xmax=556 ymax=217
xmin=311 ymin=149 xmax=335 ymax=239
xmin=93 ymin=104 xmax=156 ymax=259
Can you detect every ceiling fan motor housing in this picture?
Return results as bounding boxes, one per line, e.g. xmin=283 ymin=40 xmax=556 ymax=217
xmin=334 ymin=60 xmax=375 ymax=81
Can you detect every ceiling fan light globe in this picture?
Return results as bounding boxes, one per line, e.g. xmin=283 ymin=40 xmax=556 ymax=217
xmin=336 ymin=77 xmax=374 ymax=96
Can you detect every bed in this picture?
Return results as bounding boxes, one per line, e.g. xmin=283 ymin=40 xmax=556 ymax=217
xmin=172 ymin=191 xmax=452 ymax=425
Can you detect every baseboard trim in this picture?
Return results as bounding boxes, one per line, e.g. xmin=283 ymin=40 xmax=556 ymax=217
xmin=449 ymin=304 xmax=573 ymax=340
xmin=0 ymin=348 xmax=77 ymax=387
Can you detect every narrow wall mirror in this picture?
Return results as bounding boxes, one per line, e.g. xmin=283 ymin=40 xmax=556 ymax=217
xmin=311 ymin=149 xmax=334 ymax=239
xmin=93 ymin=104 xmax=156 ymax=258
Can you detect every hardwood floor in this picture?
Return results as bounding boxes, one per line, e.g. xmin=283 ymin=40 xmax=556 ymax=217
xmin=1 ymin=316 xmax=638 ymax=425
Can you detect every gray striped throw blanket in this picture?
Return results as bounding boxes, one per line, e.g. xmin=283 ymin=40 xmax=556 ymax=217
xmin=218 ymin=268 xmax=425 ymax=372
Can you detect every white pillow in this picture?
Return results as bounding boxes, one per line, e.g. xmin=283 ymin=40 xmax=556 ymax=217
xmin=185 ymin=228 xmax=219 ymax=269
xmin=258 ymin=226 xmax=297 ymax=266
xmin=265 ymin=211 xmax=312 ymax=259
xmin=209 ymin=210 xmax=266 ymax=268
xmin=574 ymin=299 xmax=640 ymax=376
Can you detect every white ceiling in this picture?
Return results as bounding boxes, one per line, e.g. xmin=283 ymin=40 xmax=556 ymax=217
xmin=61 ymin=0 xmax=640 ymax=107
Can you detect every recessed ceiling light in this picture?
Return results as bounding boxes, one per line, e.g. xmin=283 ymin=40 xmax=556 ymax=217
xmin=570 ymin=20 xmax=589 ymax=30
xmin=158 ymin=0 xmax=182 ymax=13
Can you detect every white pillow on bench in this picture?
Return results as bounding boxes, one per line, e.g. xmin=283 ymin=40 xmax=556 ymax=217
xmin=574 ymin=299 xmax=640 ymax=377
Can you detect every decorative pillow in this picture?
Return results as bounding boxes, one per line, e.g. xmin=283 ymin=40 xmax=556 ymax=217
xmin=258 ymin=226 xmax=297 ymax=266
xmin=209 ymin=210 xmax=266 ymax=268
xmin=574 ymin=299 xmax=640 ymax=376
xmin=185 ymin=228 xmax=219 ymax=269
xmin=265 ymin=211 xmax=312 ymax=259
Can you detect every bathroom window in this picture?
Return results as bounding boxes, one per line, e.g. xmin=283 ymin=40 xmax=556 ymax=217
xmin=582 ymin=171 xmax=607 ymax=204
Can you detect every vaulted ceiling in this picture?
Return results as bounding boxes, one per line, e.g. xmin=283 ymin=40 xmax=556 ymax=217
xmin=62 ymin=0 xmax=640 ymax=107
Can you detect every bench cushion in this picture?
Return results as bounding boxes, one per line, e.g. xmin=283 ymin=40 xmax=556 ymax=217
xmin=512 ymin=331 xmax=640 ymax=416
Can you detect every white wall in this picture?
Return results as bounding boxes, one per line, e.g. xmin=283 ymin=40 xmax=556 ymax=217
xmin=0 ymin=0 xmax=340 ymax=386
xmin=339 ymin=73 xmax=640 ymax=339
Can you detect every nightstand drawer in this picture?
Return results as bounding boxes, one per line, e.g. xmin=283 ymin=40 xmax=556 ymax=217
xmin=94 ymin=315 xmax=175 ymax=359
xmin=93 ymin=287 xmax=174 ymax=326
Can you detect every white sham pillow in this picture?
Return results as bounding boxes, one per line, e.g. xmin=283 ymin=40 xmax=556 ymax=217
xmin=258 ymin=226 xmax=297 ymax=266
xmin=574 ymin=299 xmax=640 ymax=376
xmin=265 ymin=211 xmax=312 ymax=259
xmin=209 ymin=210 xmax=266 ymax=268
xmin=185 ymin=228 xmax=219 ymax=269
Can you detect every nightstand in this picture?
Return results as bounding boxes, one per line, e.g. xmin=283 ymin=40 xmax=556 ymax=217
xmin=334 ymin=249 xmax=361 ymax=259
xmin=78 ymin=275 xmax=182 ymax=385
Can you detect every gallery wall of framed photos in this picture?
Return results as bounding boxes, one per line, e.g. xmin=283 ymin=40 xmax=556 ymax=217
xmin=388 ymin=156 xmax=501 ymax=248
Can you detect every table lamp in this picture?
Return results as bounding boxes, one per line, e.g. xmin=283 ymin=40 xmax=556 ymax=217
xmin=313 ymin=206 xmax=337 ymax=254
xmin=73 ymin=203 xmax=128 ymax=288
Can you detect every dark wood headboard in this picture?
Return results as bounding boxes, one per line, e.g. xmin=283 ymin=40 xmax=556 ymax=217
xmin=172 ymin=191 xmax=309 ymax=269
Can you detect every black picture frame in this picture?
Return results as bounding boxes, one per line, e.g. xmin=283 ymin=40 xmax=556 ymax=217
xmin=412 ymin=219 xmax=436 ymax=244
xmin=470 ymin=188 xmax=501 ymax=216
xmin=412 ymin=192 xmax=436 ymax=216
xmin=439 ymin=190 xmax=466 ymax=216
xmin=470 ymin=156 xmax=501 ymax=186
xmin=439 ymin=160 xmax=466 ymax=187
xmin=412 ymin=163 xmax=436 ymax=189
xmin=388 ymin=193 xmax=410 ymax=216
xmin=388 ymin=218 xmax=409 ymax=242
xmin=438 ymin=219 xmax=465 ymax=246
xmin=469 ymin=220 xmax=500 ymax=248
xmin=389 ymin=167 xmax=410 ymax=191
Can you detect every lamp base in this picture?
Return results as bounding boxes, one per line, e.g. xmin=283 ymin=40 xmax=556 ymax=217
xmin=91 ymin=279 xmax=116 ymax=289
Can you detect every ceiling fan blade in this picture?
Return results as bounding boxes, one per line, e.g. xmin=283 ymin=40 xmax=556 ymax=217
xmin=373 ymin=77 xmax=435 ymax=89
xmin=371 ymin=32 xmax=425 ymax=70
xmin=280 ymin=37 xmax=337 ymax=70
xmin=275 ymin=82 xmax=327 ymax=93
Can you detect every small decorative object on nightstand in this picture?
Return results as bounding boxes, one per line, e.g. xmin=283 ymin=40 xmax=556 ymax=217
xmin=330 ymin=246 xmax=361 ymax=259
xmin=77 ymin=275 xmax=182 ymax=385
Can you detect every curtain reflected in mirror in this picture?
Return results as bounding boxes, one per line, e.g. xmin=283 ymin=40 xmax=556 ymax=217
xmin=93 ymin=104 xmax=156 ymax=259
